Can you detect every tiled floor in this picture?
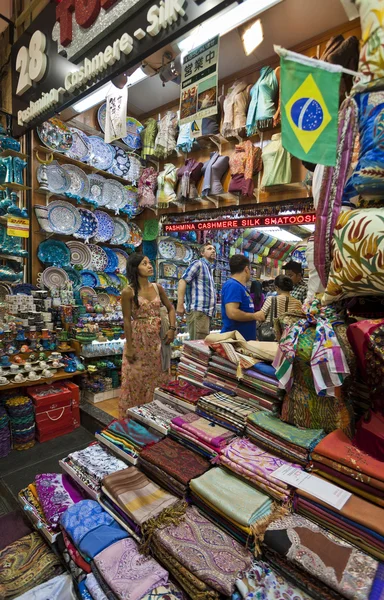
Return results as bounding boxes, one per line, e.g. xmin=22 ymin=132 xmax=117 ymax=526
xmin=95 ymin=397 xmax=119 ymax=418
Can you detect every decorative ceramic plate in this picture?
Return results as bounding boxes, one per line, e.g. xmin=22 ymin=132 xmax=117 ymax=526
xmin=41 ymin=267 xmax=69 ymax=289
xmin=67 ymin=128 xmax=92 ymax=162
xmin=161 ymin=262 xmax=177 ymax=278
xmin=0 ymin=282 xmax=12 ymax=300
xmin=12 ymin=283 xmax=37 ymax=295
xmin=88 ymin=244 xmax=109 ymax=271
xmin=143 ymin=219 xmax=159 ymax=241
xmin=79 ymin=286 xmax=97 ymax=303
xmin=105 ymin=285 xmax=120 ymax=296
xmin=127 ymin=222 xmax=143 ymax=247
xmin=93 ymin=210 xmax=114 ymax=242
xmin=37 ymin=118 xmax=73 ymax=152
xmin=64 ymin=266 xmax=82 ymax=289
xmin=66 ymin=240 xmax=92 ymax=269
xmin=104 ymin=179 xmax=127 ymax=212
xmin=113 ymin=249 xmax=129 ymax=274
xmin=107 ymin=273 xmax=121 ymax=287
xmin=110 ymin=217 xmax=130 ymax=245
xmin=34 ymin=205 xmax=53 ymax=233
xmin=96 ymin=272 xmax=110 ymax=287
xmin=126 ymin=155 xmax=143 ymax=184
xmin=89 ymin=136 xmax=115 ymax=171
xmin=101 ymin=246 xmax=118 ymax=273
xmin=37 ymin=161 xmax=70 ymax=194
xmin=108 ymin=145 xmax=130 ymax=179
xmin=97 ymin=103 xmax=107 ymax=132
xmin=62 ymin=164 xmax=90 ymax=199
xmin=73 ymin=209 xmax=99 ymax=242
xmin=122 ymin=117 xmax=144 ymax=150
xmin=158 ymin=239 xmax=176 ymax=259
xmin=96 ymin=292 xmax=110 ymax=308
xmin=117 ymin=274 xmax=128 ymax=288
xmin=80 ymin=270 xmax=100 ymax=287
xmin=175 ymin=243 xmax=187 ymax=260
xmin=184 ymin=246 xmax=193 ymax=262
xmin=47 ymin=200 xmax=82 ymax=235
xmin=38 ymin=240 xmax=71 ymax=267
xmin=88 ymin=174 xmax=107 ymax=206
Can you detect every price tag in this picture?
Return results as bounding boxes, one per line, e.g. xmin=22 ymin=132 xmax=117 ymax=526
xmin=7 ymin=217 xmax=29 ymax=238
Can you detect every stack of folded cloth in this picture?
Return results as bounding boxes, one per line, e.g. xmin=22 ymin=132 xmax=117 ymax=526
xmin=128 ymin=400 xmax=185 ymax=434
xmin=60 ymin=499 xmax=128 ymax=561
xmin=246 ymin=412 xmax=325 ymax=466
xmin=237 ymin=363 xmax=284 ymax=414
xmin=311 ymin=429 xmax=384 ymax=507
xmin=219 ymin=437 xmax=300 ymax=502
xmin=294 ymin=473 xmax=384 ymax=561
xmin=102 ymin=467 xmax=179 ymax=533
xmin=6 ymin=395 xmax=35 ymax=450
xmin=235 ymin=559 xmax=313 ymax=600
xmin=80 ymin=577 xmax=184 ymax=600
xmin=98 ymin=418 xmax=163 ymax=461
xmin=143 ymin=505 xmax=253 ymax=600
xmin=34 ymin=473 xmax=84 ymax=530
xmin=155 ymin=378 xmax=212 ymax=411
xmin=190 ymin=467 xmax=278 ymax=546
xmin=139 ymin=437 xmax=210 ymax=497
xmin=197 ymin=392 xmax=256 ymax=434
xmin=178 ymin=340 xmax=211 ymax=385
xmin=262 ymin=514 xmax=381 ymax=600
xmin=63 ymin=443 xmax=128 ymax=492
xmin=170 ymin=412 xmax=235 ymax=459
xmin=203 ymin=369 xmax=239 ymax=395
xmin=18 ymin=484 xmax=58 ymax=538
xmin=0 ymin=405 xmax=10 ymax=458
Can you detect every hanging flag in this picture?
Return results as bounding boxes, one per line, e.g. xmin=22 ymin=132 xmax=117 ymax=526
xmin=280 ymin=55 xmax=342 ymax=166
xmin=105 ymin=85 xmax=128 ymax=144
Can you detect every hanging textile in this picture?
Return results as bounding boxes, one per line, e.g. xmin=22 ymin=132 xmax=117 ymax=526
xmin=246 ymin=66 xmax=278 ymax=136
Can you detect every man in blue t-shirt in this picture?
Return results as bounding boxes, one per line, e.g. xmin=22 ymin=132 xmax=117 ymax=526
xmin=221 ymin=254 xmax=258 ymax=341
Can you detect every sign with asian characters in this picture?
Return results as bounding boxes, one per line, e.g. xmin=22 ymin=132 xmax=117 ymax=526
xmin=7 ymin=217 xmax=30 ymax=238
xmin=105 ymin=85 xmax=128 ymax=143
xmin=164 ymin=213 xmax=316 ymax=232
xmin=179 ymin=36 xmax=219 ymax=125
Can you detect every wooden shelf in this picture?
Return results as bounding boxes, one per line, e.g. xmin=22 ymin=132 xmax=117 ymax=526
xmin=0 ymin=149 xmax=28 ymax=159
xmin=0 ymin=182 xmax=31 ymax=191
xmin=0 ymin=369 xmax=82 ymax=391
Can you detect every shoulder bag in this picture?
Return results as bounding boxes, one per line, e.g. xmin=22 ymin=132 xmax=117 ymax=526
xmin=258 ymin=296 xmax=278 ymax=342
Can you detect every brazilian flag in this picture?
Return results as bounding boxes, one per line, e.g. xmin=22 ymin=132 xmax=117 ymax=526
xmin=280 ymin=56 xmax=342 ymax=166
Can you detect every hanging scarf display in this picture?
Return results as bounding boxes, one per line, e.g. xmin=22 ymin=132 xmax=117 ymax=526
xmin=246 ymin=66 xmax=278 ymax=136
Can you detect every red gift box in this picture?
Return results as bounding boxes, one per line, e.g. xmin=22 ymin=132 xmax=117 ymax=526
xmin=27 ymin=383 xmax=72 ymax=413
xmin=36 ymin=423 xmax=74 ymax=443
xmin=35 ymin=402 xmax=73 ymax=431
xmin=64 ymin=381 xmax=81 ymax=429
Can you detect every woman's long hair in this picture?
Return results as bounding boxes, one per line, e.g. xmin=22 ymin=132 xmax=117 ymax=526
xmin=127 ymin=253 xmax=145 ymax=308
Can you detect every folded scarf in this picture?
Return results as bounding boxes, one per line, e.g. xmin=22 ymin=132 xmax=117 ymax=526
xmin=171 ymin=413 xmax=235 ymax=449
xmin=108 ymin=419 xmax=162 ymax=448
xmin=247 ymin=412 xmax=325 ymax=450
xmin=69 ymin=444 xmax=127 ymax=483
xmin=35 ymin=473 xmax=84 ymax=529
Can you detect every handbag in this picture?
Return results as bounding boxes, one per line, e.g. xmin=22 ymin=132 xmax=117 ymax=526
xmin=258 ymin=296 xmax=278 ymax=341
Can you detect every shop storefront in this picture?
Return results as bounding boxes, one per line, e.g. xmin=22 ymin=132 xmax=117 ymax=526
xmin=1 ymin=0 xmax=384 ymax=598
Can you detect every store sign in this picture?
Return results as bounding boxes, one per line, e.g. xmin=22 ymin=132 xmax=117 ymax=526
xmin=164 ymin=213 xmax=317 ymax=232
xmin=11 ymin=0 xmax=233 ymax=136
xmin=7 ymin=217 xmax=30 ymax=238
xmin=179 ymin=36 xmax=219 ymax=125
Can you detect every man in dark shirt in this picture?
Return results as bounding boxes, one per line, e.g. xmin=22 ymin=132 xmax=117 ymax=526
xmin=283 ymin=260 xmax=308 ymax=304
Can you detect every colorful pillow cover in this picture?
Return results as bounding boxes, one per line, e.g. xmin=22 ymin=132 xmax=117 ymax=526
xmin=352 ymin=0 xmax=384 ymax=93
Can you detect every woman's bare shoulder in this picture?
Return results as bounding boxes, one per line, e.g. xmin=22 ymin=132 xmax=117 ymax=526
xmin=121 ymin=285 xmax=134 ymax=299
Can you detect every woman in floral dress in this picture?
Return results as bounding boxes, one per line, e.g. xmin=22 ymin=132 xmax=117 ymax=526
xmin=119 ymin=253 xmax=176 ymax=418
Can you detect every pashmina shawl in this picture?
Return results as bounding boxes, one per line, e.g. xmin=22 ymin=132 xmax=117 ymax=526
xmin=128 ymin=400 xmax=182 ymax=432
xmin=0 ymin=532 xmax=63 ymax=598
xmin=35 ymin=473 xmax=83 ymax=529
xmin=85 ymin=573 xmax=108 ymax=600
xmin=107 ymin=419 xmax=162 ymax=449
xmin=62 ymin=530 xmax=91 ymax=573
xmin=94 ymin=538 xmax=168 ymax=600
xmin=246 ymin=66 xmax=278 ymax=136
xmin=154 ymin=112 xmax=178 ymax=158
xmin=139 ymin=437 xmax=210 ymax=486
xmin=235 ymin=559 xmax=313 ymax=600
xmin=263 ymin=514 xmax=379 ymax=600
xmin=102 ymin=467 xmax=178 ymax=525
xmin=138 ymin=456 xmax=186 ymax=497
xmin=151 ymin=506 xmax=252 ymax=596
xmin=15 ymin=573 xmax=77 ymax=600
xmin=171 ymin=413 xmax=234 ymax=449
xmin=161 ymin=379 xmax=211 ymax=404
xmin=68 ymin=444 xmax=127 ymax=483
xmin=141 ymin=118 xmax=158 ymax=158
xmin=247 ymin=412 xmax=325 ymax=450
xmin=138 ymin=167 xmax=158 ymax=209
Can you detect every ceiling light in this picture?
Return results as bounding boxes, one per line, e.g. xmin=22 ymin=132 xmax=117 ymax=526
xmin=72 ymin=67 xmax=148 ymax=113
xmin=301 ymin=224 xmax=316 ymax=232
xmin=241 ymin=19 xmax=264 ymax=56
xmin=178 ymin=0 xmax=282 ymax=53
xmin=256 ymin=227 xmax=302 ymax=243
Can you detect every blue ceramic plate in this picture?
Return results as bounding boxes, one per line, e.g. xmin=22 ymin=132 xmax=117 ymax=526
xmin=47 ymin=200 xmax=82 ymax=235
xmin=101 ymin=246 xmax=119 ymax=273
xmin=97 ymin=103 xmax=106 ymax=132
xmin=37 ymin=240 xmax=71 ymax=267
xmin=67 ymin=128 xmax=92 ymax=162
xmin=93 ymin=210 xmax=114 ymax=242
xmin=80 ymin=270 xmax=100 ymax=287
xmin=89 ymin=136 xmax=115 ymax=171
xmin=64 ymin=266 xmax=82 ymax=289
xmin=73 ymin=209 xmax=99 ymax=242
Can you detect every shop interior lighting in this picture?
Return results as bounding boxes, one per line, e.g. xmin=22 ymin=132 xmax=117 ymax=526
xmin=241 ymin=19 xmax=264 ymax=56
xmin=177 ymin=0 xmax=282 ymax=54
xmin=300 ymin=224 xmax=316 ymax=232
xmin=255 ymin=227 xmax=303 ymax=243
xmin=72 ymin=67 xmax=148 ymax=113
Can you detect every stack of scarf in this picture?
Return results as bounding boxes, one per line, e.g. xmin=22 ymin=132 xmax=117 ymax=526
xmin=178 ymin=340 xmax=211 ymax=385
xmin=197 ymin=392 xmax=256 ymax=434
xmin=97 ymin=418 xmax=163 ymax=462
xmin=35 ymin=473 xmax=84 ymax=530
xmin=18 ymin=484 xmax=58 ymax=540
xmin=189 ymin=467 xmax=280 ymax=547
xmin=219 ymin=438 xmax=300 ymax=502
xmin=311 ymin=428 xmax=384 ymax=507
xmin=139 ymin=437 xmax=210 ymax=497
xmin=235 ymin=559 xmax=313 ymax=600
xmin=128 ymin=400 xmax=184 ymax=435
xmin=63 ymin=443 xmax=128 ymax=493
xmin=170 ymin=412 xmax=235 ymax=459
xmin=246 ymin=412 xmax=325 ymax=466
xmin=142 ymin=505 xmax=253 ymax=600
xmin=157 ymin=379 xmax=212 ymax=411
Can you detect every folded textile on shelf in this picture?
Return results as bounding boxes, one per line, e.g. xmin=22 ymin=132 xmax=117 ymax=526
xmin=294 ymin=474 xmax=384 ymax=560
xmin=263 ymin=514 xmax=380 ymax=600
xmin=219 ymin=437 xmax=300 ymax=502
xmin=18 ymin=484 xmax=57 ymax=538
xmin=139 ymin=437 xmax=210 ymax=496
xmin=0 ymin=532 xmax=63 ymax=599
xmin=35 ymin=473 xmax=84 ymax=530
xmin=160 ymin=379 xmax=211 ymax=406
xmin=235 ymin=559 xmax=313 ymax=600
xmin=205 ymin=331 xmax=278 ymax=374
xmin=93 ymin=538 xmax=169 ymax=600
xmin=98 ymin=418 xmax=163 ymax=460
xmin=14 ymin=573 xmax=77 ymax=600
xmin=85 ymin=573 xmax=108 ymax=600
xmin=68 ymin=443 xmax=128 ymax=490
xmin=182 ymin=340 xmax=211 ymax=365
xmin=197 ymin=392 xmax=256 ymax=434
xmin=102 ymin=466 xmax=178 ymax=526
xmin=246 ymin=412 xmax=325 ymax=466
xmin=145 ymin=505 xmax=253 ymax=599
xmin=60 ymin=499 xmax=128 ymax=559
xmin=128 ymin=400 xmax=185 ymax=433
xmin=99 ymin=493 xmax=142 ymax=539
xmin=171 ymin=412 xmax=235 ymax=452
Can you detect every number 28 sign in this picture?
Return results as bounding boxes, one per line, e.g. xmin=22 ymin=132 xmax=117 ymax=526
xmin=15 ymin=30 xmax=48 ymax=96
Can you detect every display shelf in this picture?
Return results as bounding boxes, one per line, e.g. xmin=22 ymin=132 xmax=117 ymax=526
xmin=0 ymin=182 xmax=31 ymax=191
xmin=59 ymin=459 xmax=100 ymax=500
xmin=0 ymin=369 xmax=81 ymax=391
xmin=0 ymin=253 xmax=26 ymax=261
xmin=18 ymin=493 xmax=60 ymax=544
xmin=0 ymin=149 xmax=28 ymax=159
xmin=95 ymin=433 xmax=138 ymax=465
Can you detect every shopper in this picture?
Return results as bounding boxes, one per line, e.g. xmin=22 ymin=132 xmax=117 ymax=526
xmin=177 ymin=243 xmax=217 ymax=340
xmin=250 ymin=280 xmax=265 ymax=311
xmin=282 ymin=260 xmax=308 ymax=304
xmin=255 ymin=274 xmax=304 ymax=322
xmin=221 ymin=254 xmax=258 ymax=341
xmin=119 ymin=253 xmax=176 ymax=418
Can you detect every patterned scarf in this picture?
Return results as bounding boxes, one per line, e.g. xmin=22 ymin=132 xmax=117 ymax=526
xmin=273 ymin=300 xmax=350 ymax=397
